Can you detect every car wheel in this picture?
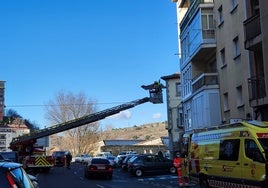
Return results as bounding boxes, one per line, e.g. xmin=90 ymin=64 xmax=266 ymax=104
xmin=135 ymin=169 xmax=143 ymax=177
xmin=169 ymin=166 xmax=176 ymax=174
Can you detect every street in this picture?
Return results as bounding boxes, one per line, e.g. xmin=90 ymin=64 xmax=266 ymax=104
xmin=35 ymin=163 xmax=199 ymax=188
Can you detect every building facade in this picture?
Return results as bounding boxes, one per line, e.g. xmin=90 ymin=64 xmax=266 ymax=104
xmin=172 ymin=0 xmax=268 ymax=134
xmin=173 ymin=0 xmax=222 ymax=133
xmin=161 ymin=73 xmax=183 ymax=159
xmin=243 ymin=0 xmax=268 ymax=120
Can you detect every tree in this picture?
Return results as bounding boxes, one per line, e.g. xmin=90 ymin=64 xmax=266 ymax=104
xmin=44 ymin=91 xmax=99 ymax=155
xmin=3 ymin=109 xmax=39 ymax=131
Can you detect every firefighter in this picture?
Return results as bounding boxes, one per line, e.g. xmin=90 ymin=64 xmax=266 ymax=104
xmin=65 ymin=151 xmax=72 ymax=169
xmin=173 ymin=152 xmax=188 ymax=187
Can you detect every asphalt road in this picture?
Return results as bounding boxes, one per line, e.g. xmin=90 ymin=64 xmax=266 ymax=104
xmin=35 ymin=163 xmax=199 ymax=188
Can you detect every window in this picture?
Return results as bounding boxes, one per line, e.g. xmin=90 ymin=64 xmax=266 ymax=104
xmin=201 ymin=11 xmax=214 ymax=39
xmin=218 ymin=5 xmax=223 ymax=26
xmin=245 ymin=139 xmax=264 ymax=163
xmin=219 ymin=139 xmax=240 ymax=161
xmin=230 ymin=0 xmax=238 ymax=11
xmin=236 ymin=85 xmax=243 ymax=107
xmin=176 ymin=83 xmax=182 ymax=97
xmin=233 ymin=36 xmax=240 ymax=59
xmin=177 ymin=107 xmax=183 ymax=128
xmin=223 ymin=92 xmax=229 ymax=111
xmin=220 ymin=48 xmax=226 ymax=66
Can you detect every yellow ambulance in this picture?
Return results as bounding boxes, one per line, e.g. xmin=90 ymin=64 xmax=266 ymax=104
xmin=182 ymin=120 xmax=268 ymax=188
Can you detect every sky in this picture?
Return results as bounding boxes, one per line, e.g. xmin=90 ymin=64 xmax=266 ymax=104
xmin=0 ymin=0 xmax=179 ymax=130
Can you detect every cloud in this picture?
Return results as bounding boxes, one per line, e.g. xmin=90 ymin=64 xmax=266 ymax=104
xmin=108 ymin=110 xmax=132 ymax=120
xmin=152 ymin=113 xmax=161 ymax=119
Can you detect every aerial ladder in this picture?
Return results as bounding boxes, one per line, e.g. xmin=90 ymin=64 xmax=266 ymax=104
xmin=9 ymin=82 xmax=164 ymax=172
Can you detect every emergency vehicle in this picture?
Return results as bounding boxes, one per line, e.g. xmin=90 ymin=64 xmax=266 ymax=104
xmin=9 ymin=83 xmax=163 ymax=172
xmin=182 ymin=120 xmax=268 ymax=188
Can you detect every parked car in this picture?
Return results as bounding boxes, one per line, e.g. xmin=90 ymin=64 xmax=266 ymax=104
xmin=52 ymin=151 xmax=72 ymax=167
xmin=121 ymin=154 xmax=138 ymax=171
xmin=117 ymin=151 xmax=137 ymax=166
xmin=0 ymin=161 xmax=36 ymax=188
xmin=84 ymin=158 xmax=113 ymax=179
xmin=107 ymin=156 xmax=118 ymax=167
xmin=127 ymin=154 xmax=176 ymax=177
xmin=0 ymin=151 xmax=18 ymax=162
xmin=73 ymin=154 xmax=91 ymax=164
xmin=95 ymin=152 xmax=111 ymax=158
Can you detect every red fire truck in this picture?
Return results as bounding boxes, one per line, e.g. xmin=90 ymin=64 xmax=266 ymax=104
xmin=9 ymin=83 xmax=164 ymax=172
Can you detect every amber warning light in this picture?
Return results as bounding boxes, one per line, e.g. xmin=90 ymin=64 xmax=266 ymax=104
xmin=256 ymin=133 xmax=268 ymax=138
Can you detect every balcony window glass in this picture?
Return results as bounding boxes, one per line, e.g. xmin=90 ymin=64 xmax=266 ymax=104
xmin=201 ymin=14 xmax=214 ymax=39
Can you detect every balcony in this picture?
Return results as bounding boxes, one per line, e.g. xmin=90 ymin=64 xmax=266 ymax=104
xmin=180 ymin=0 xmax=214 ymax=32
xmin=244 ymin=14 xmax=262 ymax=50
xmin=192 ymin=73 xmax=219 ymax=94
xmin=248 ymin=75 xmax=267 ymax=106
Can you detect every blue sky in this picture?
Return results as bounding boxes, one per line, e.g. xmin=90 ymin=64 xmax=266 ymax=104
xmin=0 ymin=0 xmax=179 ymax=129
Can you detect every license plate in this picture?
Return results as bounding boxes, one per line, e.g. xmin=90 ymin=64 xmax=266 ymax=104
xmin=98 ymin=166 xmax=105 ymax=170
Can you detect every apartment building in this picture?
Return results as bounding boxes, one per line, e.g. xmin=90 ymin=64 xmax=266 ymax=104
xmin=161 ymin=73 xmax=182 ymax=159
xmin=172 ymin=0 xmax=268 ymax=133
xmin=243 ymin=0 xmax=268 ymax=120
xmin=173 ymin=0 xmax=222 ymax=133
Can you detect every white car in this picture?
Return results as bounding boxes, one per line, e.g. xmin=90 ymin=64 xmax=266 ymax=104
xmin=73 ymin=154 xmax=91 ymax=164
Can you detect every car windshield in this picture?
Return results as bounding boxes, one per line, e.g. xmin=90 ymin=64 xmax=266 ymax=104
xmin=128 ymin=156 xmax=138 ymax=163
xmin=0 ymin=152 xmax=17 ymax=162
xmin=258 ymin=138 xmax=268 ymax=151
xmin=10 ymin=166 xmax=33 ymax=188
xmin=53 ymin=151 xmax=66 ymax=157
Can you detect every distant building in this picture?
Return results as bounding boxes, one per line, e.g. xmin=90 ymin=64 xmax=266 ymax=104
xmin=0 ymin=124 xmax=30 ymax=151
xmin=0 ymin=81 xmax=5 ymax=122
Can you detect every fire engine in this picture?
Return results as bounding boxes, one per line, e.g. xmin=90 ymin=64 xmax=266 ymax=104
xmin=9 ymin=83 xmax=164 ymax=172
xmin=181 ymin=120 xmax=268 ymax=188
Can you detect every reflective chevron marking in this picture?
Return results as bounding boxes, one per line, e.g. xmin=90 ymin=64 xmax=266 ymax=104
xmin=34 ymin=156 xmax=53 ymax=166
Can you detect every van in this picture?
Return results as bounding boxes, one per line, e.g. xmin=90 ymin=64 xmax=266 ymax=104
xmin=182 ymin=120 xmax=268 ymax=188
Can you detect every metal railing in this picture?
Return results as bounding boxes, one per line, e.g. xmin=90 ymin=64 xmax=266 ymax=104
xmin=248 ymin=75 xmax=266 ymax=101
xmin=192 ymin=73 xmax=218 ymax=93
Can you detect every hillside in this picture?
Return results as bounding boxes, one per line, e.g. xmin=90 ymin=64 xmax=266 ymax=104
xmin=101 ymin=121 xmax=168 ymax=140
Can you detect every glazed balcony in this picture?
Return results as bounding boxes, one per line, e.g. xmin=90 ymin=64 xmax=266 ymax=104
xmin=192 ymin=73 xmax=219 ymax=94
xmin=244 ymin=14 xmax=261 ymax=50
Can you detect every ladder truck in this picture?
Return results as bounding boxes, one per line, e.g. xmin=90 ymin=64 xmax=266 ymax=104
xmin=9 ymin=83 xmax=164 ymax=172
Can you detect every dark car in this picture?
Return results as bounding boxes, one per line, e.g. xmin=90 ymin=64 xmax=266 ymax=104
xmin=52 ymin=151 xmax=71 ymax=167
xmin=84 ymin=157 xmax=113 ymax=179
xmin=0 ymin=161 xmax=35 ymax=188
xmin=121 ymin=154 xmax=138 ymax=171
xmin=128 ymin=154 xmax=176 ymax=177
xmin=0 ymin=151 xmax=18 ymax=162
